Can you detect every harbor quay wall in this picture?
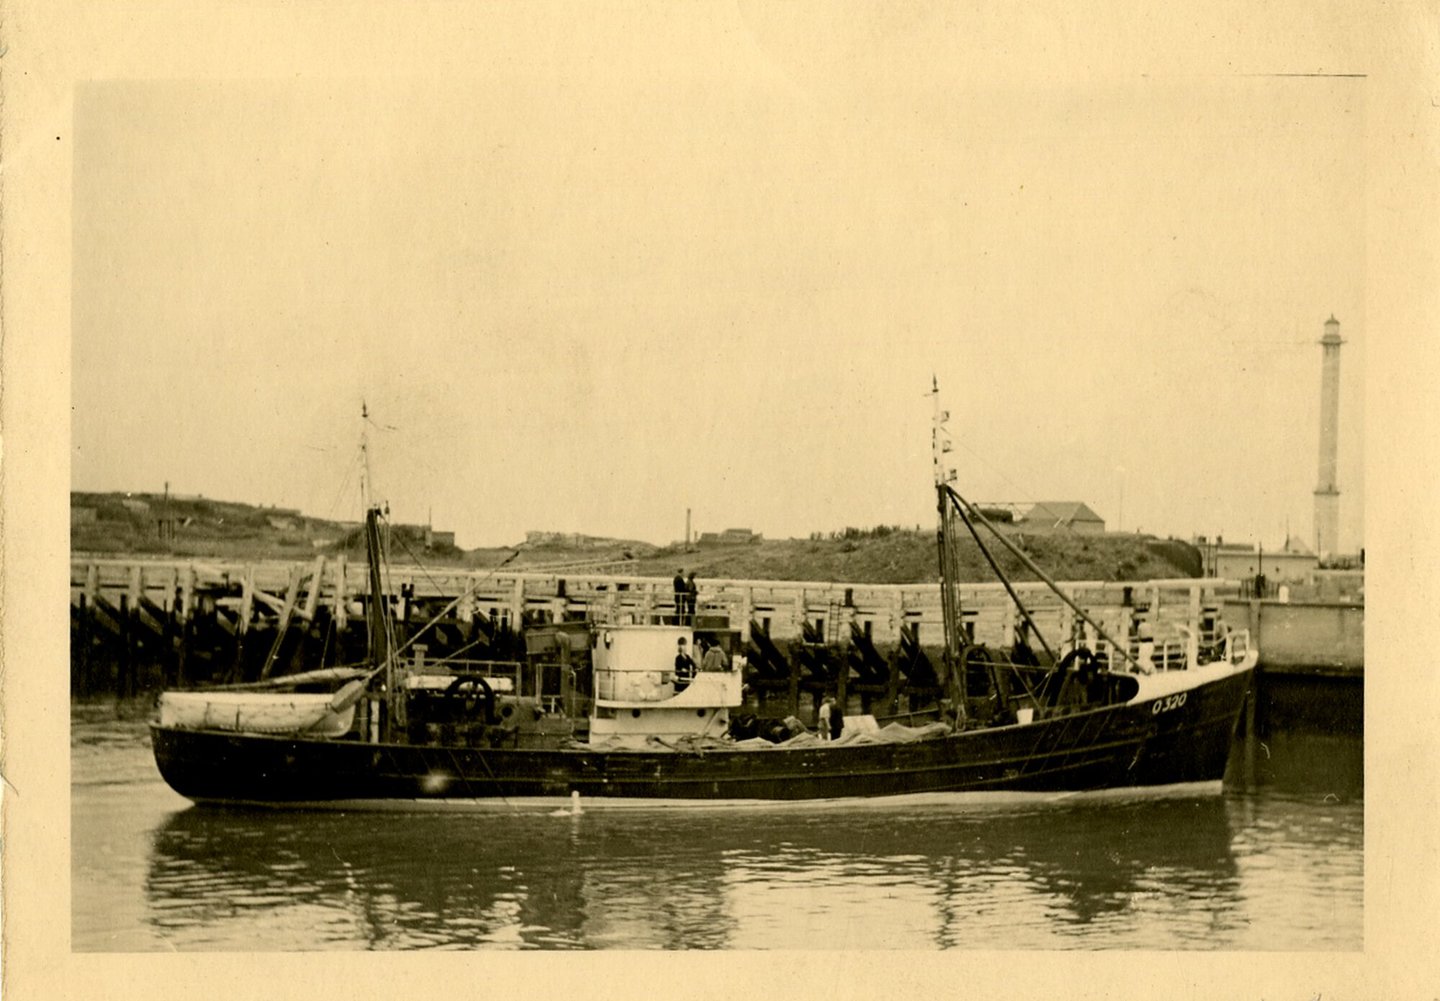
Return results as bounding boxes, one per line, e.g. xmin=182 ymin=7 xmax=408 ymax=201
xmin=70 ymin=554 xmax=1232 ymax=700
xmin=70 ymin=557 xmax=1364 ymax=729
xmin=1220 ymin=599 xmax=1364 ymax=739
xmin=1220 ymin=599 xmax=1364 ymax=671
xmin=70 ymin=554 xmax=1236 ymax=650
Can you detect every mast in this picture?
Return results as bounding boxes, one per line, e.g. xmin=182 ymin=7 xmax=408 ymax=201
xmin=358 ymin=402 xmax=404 ymax=738
xmin=364 ymin=506 xmax=390 ymax=675
xmin=931 ymin=379 xmax=969 ymax=719
xmin=928 ymin=378 xmax=1150 ymax=723
xmin=360 ymin=400 xmax=373 ymax=514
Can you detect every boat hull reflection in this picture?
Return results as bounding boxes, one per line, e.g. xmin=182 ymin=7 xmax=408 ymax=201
xmin=145 ymin=795 xmax=1242 ymax=949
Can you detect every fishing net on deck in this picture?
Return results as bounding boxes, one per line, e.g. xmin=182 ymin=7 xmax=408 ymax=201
xmin=729 ymin=721 xmax=951 ymax=750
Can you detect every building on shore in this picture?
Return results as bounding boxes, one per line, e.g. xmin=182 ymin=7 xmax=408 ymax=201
xmin=697 ymin=528 xmax=762 ymax=545
xmin=1204 ymin=537 xmax=1319 ymax=586
xmin=1015 ymin=502 xmax=1106 ymax=534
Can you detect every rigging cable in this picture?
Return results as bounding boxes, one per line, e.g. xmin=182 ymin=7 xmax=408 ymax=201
xmin=949 ymin=486 xmax=1149 ymax=675
xmin=377 ymin=531 xmax=520 ymax=666
xmin=944 ymin=489 xmax=1048 ymax=708
xmin=949 ymin=491 xmax=1056 ymax=658
xmin=945 ymin=490 xmax=1046 ymax=704
xmin=388 ymin=526 xmax=460 ymax=603
xmin=322 ymin=444 xmax=365 ymax=523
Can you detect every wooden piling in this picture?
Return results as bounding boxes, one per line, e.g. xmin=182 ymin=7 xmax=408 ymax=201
xmin=258 ymin=567 xmax=302 ymax=681
xmin=301 ymin=555 xmax=325 ymax=622
xmin=161 ymin=589 xmax=178 ymax=688
xmin=180 ymin=564 xmax=195 ymax=622
xmin=77 ymin=594 xmax=92 ymax=693
xmin=231 ymin=566 xmax=254 ymax=682
xmin=885 ymin=648 xmax=902 ymax=716
xmin=177 ymin=601 xmax=190 ymax=688
xmin=238 ymin=566 xmax=255 ymax=635
xmin=786 ymin=642 xmax=801 ymax=719
xmin=334 ymin=556 xmax=348 ymax=632
xmin=118 ymin=593 xmax=133 ymax=699
xmin=509 ymin=577 xmax=525 ymax=629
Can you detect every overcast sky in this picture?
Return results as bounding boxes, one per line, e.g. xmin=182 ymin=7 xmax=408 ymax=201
xmin=71 ymin=17 xmax=1365 ymax=551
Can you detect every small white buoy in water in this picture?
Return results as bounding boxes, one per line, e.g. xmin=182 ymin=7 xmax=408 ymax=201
xmin=552 ymin=790 xmax=583 ymax=817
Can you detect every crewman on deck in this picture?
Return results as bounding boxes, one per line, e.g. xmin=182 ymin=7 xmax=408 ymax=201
xmin=674 ymin=637 xmax=697 ymax=691
xmin=684 ymin=572 xmax=699 ymax=623
xmin=672 ymin=570 xmax=687 ymax=624
xmin=701 ymin=637 xmax=729 ymax=673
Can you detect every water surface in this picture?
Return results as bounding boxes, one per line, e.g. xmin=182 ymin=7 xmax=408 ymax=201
xmin=72 ymin=707 xmax=1362 ymax=950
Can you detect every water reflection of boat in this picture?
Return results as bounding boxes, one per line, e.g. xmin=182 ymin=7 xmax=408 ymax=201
xmin=151 ymin=390 xmax=1257 ymax=808
xmin=144 ymin=806 xmax=736 ymax=949
xmin=715 ymin=798 xmax=1243 ymax=944
xmin=1228 ymin=731 xmax=1364 ymax=799
xmin=144 ymin=796 xmax=1242 ymax=949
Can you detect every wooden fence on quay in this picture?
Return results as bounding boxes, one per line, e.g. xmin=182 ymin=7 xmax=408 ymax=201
xmin=71 ymin=554 xmax=1241 ymax=704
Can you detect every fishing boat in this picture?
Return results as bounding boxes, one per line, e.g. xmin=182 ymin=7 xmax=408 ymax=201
xmin=150 ymin=389 xmax=1258 ymax=808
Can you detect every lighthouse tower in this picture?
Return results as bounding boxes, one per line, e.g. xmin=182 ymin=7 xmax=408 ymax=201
xmin=1313 ymin=315 xmax=1343 ymax=559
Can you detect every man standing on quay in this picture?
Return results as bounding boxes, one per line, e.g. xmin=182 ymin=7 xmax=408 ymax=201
xmin=685 ymin=571 xmax=699 ymax=624
xmin=672 ymin=569 xmax=686 ymax=624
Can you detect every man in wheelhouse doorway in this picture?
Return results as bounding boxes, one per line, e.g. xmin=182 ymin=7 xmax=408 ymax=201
xmin=673 ymin=637 xmax=697 ymax=692
xmin=700 ymin=636 xmax=729 ymax=674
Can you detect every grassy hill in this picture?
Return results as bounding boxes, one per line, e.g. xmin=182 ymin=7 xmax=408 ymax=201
xmin=71 ymin=492 xmax=356 ymax=560
xmin=577 ymin=528 xmax=1198 ymax=584
xmin=70 ymin=492 xmax=1199 ymax=584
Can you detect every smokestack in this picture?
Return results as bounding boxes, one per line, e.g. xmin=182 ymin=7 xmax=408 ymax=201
xmin=685 ymin=507 xmax=692 ymax=546
xmin=1313 ymin=315 xmax=1343 ymax=558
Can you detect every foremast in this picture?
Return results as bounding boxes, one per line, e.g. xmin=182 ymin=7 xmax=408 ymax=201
xmin=358 ymin=402 xmax=404 ymax=738
xmin=929 ymin=379 xmax=1149 ymax=729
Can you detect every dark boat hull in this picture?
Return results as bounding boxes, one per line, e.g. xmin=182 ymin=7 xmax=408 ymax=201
xmin=151 ymin=666 xmax=1253 ymax=807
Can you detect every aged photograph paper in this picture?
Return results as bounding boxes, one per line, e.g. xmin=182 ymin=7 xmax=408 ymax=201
xmin=4 ymin=1 xmax=1439 ymax=998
